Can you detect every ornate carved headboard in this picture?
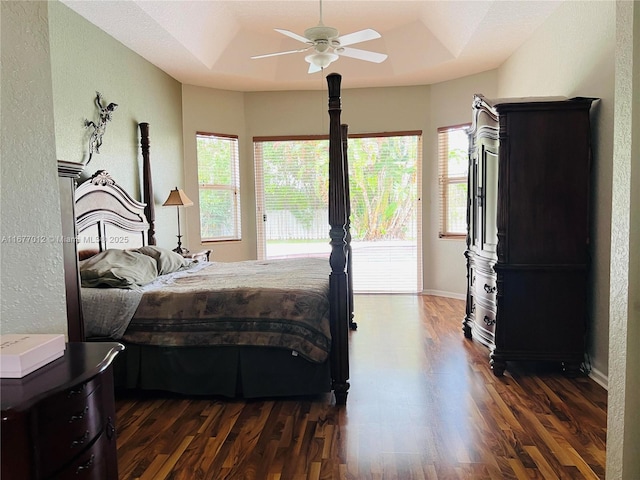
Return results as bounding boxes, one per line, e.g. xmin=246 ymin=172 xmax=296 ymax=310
xmin=75 ymin=170 xmax=149 ymax=256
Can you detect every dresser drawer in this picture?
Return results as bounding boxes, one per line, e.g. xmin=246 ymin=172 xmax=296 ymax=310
xmin=475 ymin=302 xmax=496 ymax=332
xmin=474 ymin=268 xmax=497 ymax=302
xmin=471 ymin=299 xmax=496 ymax=348
xmin=53 ymin=430 xmax=111 ymax=480
xmin=35 ymin=378 xmax=105 ymax=478
xmin=37 ymin=376 xmax=100 ymax=414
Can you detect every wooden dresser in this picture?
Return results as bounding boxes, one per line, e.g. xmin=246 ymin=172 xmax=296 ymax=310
xmin=1 ymin=342 xmax=124 ymax=479
xmin=463 ymin=94 xmax=596 ymax=376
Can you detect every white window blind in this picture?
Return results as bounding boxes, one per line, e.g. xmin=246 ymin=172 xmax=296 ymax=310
xmin=196 ymin=132 xmax=241 ymax=241
xmin=254 ymin=132 xmax=422 ymax=293
xmin=254 ymin=136 xmax=329 ymax=259
xmin=438 ymin=125 xmax=470 ymax=238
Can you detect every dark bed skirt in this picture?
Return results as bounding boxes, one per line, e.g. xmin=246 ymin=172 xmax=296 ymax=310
xmin=109 ymin=343 xmax=332 ymax=398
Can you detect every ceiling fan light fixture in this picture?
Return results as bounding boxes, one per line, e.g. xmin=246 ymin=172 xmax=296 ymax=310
xmin=305 ymin=52 xmax=338 ymax=68
xmin=252 ymin=0 xmax=386 ymax=74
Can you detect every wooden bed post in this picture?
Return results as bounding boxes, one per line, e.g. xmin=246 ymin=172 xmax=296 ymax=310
xmin=341 ymin=123 xmax=357 ymax=331
xmin=139 ymin=123 xmax=156 ymax=246
xmin=327 ymin=73 xmax=350 ymax=405
xmin=58 ymin=160 xmax=86 ymax=342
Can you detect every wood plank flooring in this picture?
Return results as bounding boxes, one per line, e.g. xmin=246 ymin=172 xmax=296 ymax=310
xmin=114 ymin=295 xmax=607 ymax=479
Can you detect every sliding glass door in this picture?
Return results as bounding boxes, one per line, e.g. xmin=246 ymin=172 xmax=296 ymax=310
xmin=254 ymin=132 xmax=422 ymax=293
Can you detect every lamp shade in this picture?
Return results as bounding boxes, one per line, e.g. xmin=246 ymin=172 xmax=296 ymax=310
xmin=163 ymin=187 xmax=193 ymax=207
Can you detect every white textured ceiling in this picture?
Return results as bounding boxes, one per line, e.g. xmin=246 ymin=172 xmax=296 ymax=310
xmin=61 ymin=0 xmax=564 ymax=92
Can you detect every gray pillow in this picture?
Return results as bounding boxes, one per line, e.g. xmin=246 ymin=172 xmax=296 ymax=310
xmin=135 ymin=246 xmax=190 ymax=275
xmin=80 ymin=249 xmax=158 ymax=288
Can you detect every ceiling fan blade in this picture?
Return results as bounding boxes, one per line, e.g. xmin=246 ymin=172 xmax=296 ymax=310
xmin=337 ymin=47 xmax=387 ymax=63
xmin=337 ymin=28 xmax=381 ymax=47
xmin=251 ymin=47 xmax=311 ymax=60
xmin=274 ymin=28 xmax=311 ymax=44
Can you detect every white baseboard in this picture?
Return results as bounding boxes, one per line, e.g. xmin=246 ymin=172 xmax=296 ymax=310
xmin=588 ymin=367 xmax=608 ymax=390
xmin=422 ymin=290 xmax=466 ymax=301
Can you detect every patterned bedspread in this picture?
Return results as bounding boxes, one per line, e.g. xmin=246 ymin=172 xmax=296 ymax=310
xmin=121 ymin=257 xmax=332 ymax=363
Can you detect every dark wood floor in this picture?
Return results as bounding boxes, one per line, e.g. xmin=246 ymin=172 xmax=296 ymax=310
xmin=114 ymin=295 xmax=607 ymax=479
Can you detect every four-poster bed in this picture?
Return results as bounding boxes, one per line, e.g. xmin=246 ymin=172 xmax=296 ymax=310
xmin=72 ymin=74 xmax=353 ymax=404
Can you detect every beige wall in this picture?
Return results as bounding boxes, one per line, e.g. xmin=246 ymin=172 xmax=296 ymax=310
xmin=182 ymin=75 xmax=496 ymax=297
xmin=497 ymin=0 xmax=615 ymax=388
xmin=427 ymin=71 xmax=498 ymax=297
xmin=48 ymin=1 xmax=184 ymax=249
xmin=1 ymin=1 xmax=68 ymax=335
xmin=607 ymin=2 xmax=640 ymax=478
xmin=0 ymin=0 xmax=184 ymax=334
xmin=181 ymin=85 xmax=249 ymax=261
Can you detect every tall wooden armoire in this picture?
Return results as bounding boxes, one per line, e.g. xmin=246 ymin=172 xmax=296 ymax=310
xmin=462 ymin=95 xmax=596 ymax=376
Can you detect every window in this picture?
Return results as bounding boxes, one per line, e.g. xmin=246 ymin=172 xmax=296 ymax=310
xmin=253 ymin=136 xmax=328 ymax=259
xmin=196 ymin=132 xmax=241 ymax=241
xmin=438 ymin=124 xmax=470 ymax=238
xmin=254 ymin=131 xmax=422 ymax=293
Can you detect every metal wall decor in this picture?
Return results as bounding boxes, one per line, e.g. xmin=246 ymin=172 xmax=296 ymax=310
xmin=84 ymin=92 xmax=118 ymax=165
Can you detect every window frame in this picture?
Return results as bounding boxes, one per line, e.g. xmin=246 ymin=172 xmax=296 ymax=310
xmin=438 ymin=123 xmax=470 ymax=239
xmin=196 ymin=131 xmax=241 ymax=242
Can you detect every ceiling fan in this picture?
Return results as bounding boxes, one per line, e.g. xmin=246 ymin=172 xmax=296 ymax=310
xmin=251 ymin=0 xmax=388 ymax=73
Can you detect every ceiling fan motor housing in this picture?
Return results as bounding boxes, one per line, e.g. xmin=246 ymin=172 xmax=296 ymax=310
xmin=304 ymin=25 xmax=339 ymax=43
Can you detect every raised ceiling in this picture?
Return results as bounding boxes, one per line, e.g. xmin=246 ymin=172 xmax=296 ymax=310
xmin=61 ymin=0 xmax=564 ymax=92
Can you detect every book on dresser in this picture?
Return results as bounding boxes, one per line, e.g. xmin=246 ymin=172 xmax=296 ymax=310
xmin=0 ymin=334 xmax=66 ymax=378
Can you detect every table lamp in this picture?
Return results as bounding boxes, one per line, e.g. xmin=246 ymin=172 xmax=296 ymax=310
xmin=163 ymin=187 xmax=193 ymax=254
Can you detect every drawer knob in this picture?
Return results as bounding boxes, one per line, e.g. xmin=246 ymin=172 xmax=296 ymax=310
xmin=76 ymin=454 xmax=95 ymax=474
xmin=484 ymin=284 xmax=496 ymax=294
xmin=70 ymin=430 xmax=90 ymax=448
xmin=69 ymin=406 xmax=89 ymax=423
xmin=67 ymin=383 xmax=87 ymax=398
xmin=106 ymin=416 xmax=115 ymax=440
xmin=483 ymin=315 xmax=496 ymax=327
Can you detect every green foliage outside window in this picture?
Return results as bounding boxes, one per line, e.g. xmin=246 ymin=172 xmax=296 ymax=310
xmin=197 ymin=134 xmax=240 ymax=240
xmin=439 ymin=126 xmax=469 ymax=237
xmin=262 ymin=140 xmax=328 ymax=231
xmin=348 ymin=136 xmax=418 ymax=240
xmin=259 ymin=135 xmax=419 ymax=242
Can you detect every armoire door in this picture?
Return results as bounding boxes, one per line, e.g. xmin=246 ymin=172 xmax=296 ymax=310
xmin=476 ymin=137 xmax=499 ymax=256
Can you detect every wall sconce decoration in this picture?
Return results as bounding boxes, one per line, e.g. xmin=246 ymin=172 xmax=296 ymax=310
xmin=163 ymin=187 xmax=194 ymax=254
xmin=84 ymin=92 xmax=118 ymax=166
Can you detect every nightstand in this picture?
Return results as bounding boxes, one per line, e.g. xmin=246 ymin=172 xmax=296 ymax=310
xmin=180 ymin=249 xmax=211 ymax=262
